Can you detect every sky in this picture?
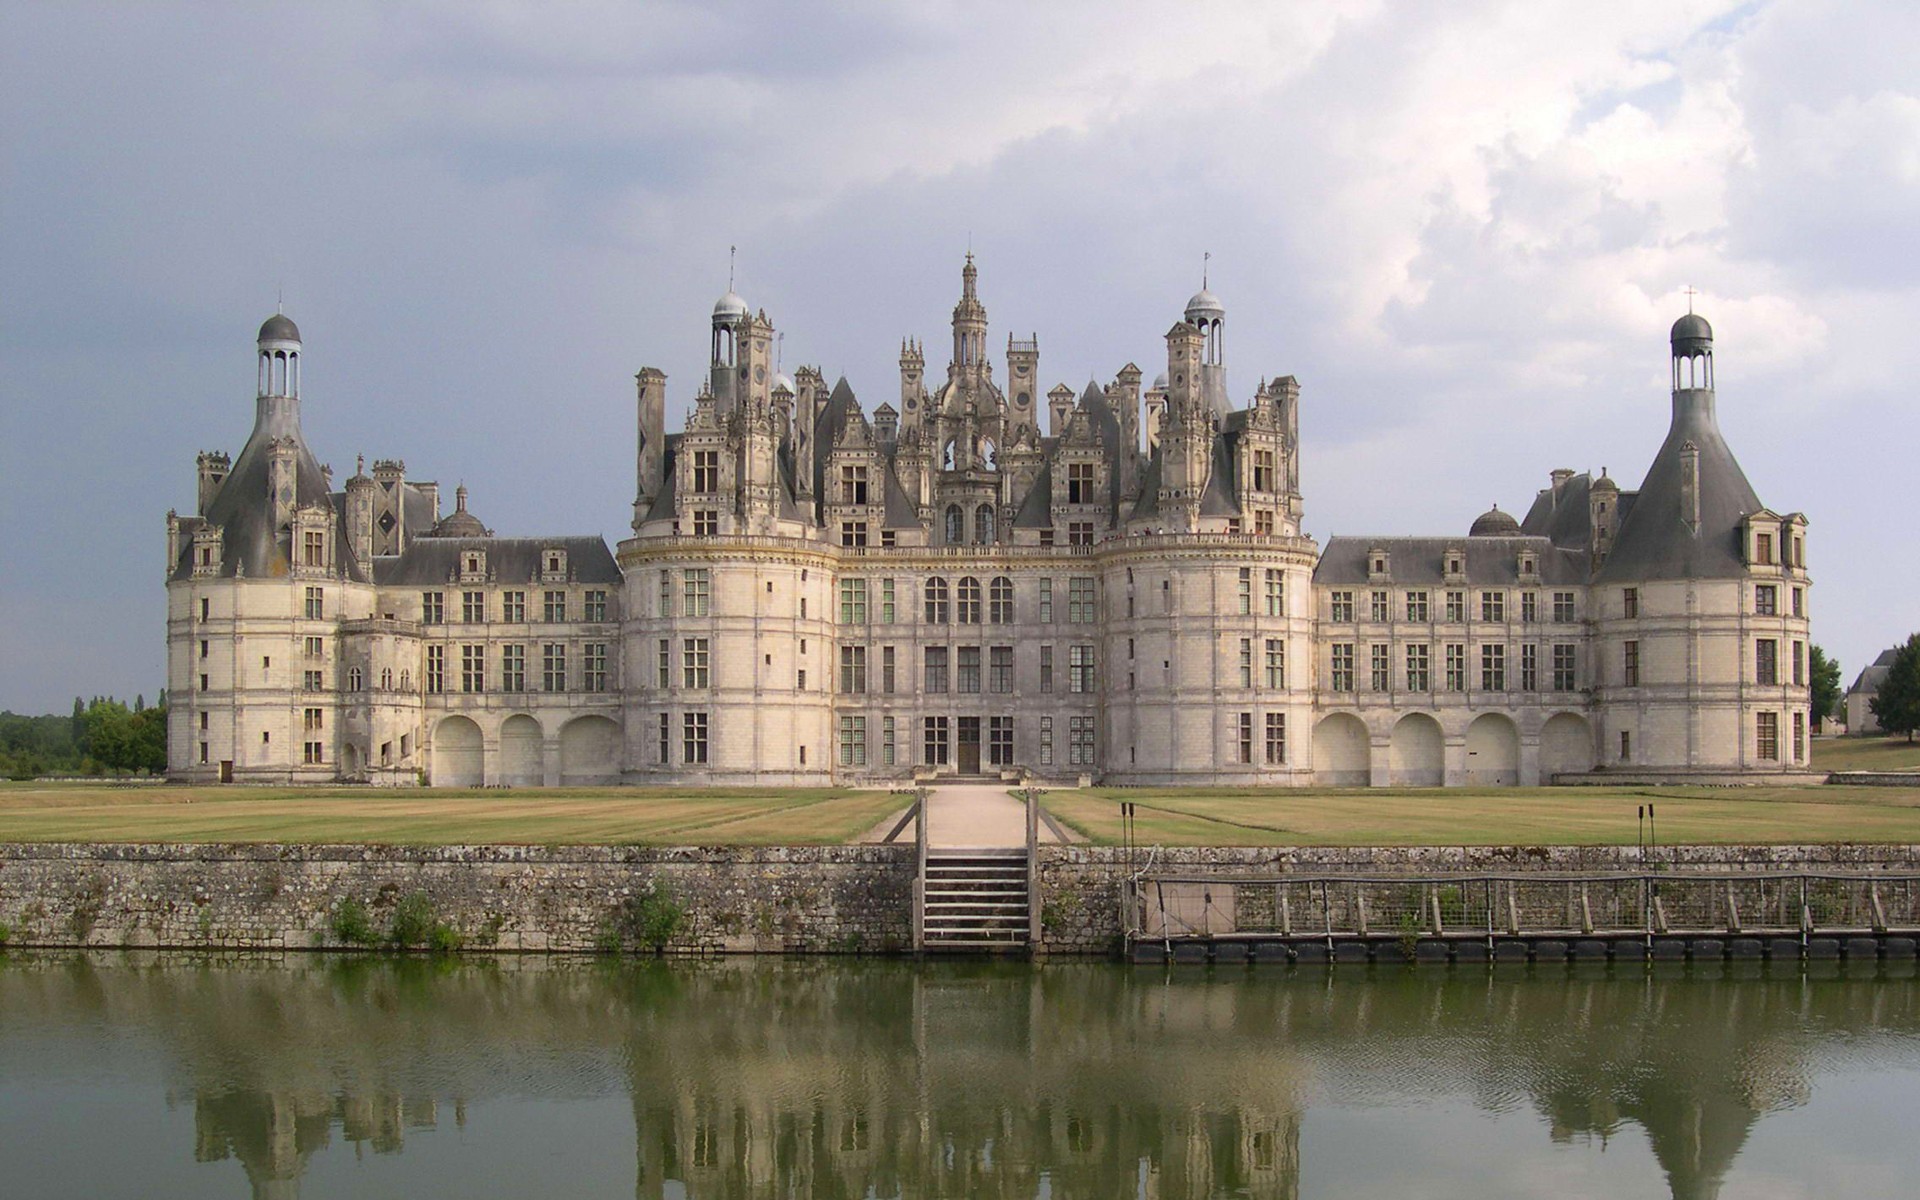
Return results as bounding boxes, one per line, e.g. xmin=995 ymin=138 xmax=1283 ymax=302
xmin=1 ymin=0 xmax=1916 ymax=712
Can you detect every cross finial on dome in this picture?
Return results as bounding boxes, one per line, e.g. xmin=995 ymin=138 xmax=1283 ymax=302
xmin=728 ymin=245 xmax=736 ymax=291
xmin=1683 ymin=285 xmax=1697 ymax=313
xmin=1203 ymin=250 xmax=1210 ymax=289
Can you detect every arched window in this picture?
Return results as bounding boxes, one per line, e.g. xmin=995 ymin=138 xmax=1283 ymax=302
xmin=989 ymin=576 xmax=1014 ymax=623
xmin=974 ymin=504 xmax=995 ymax=544
xmin=399 ymin=670 xmax=411 ymax=691
xmin=978 ymin=439 xmax=997 ymax=471
xmin=945 ymin=504 xmax=964 ymax=545
xmin=956 ymin=577 xmax=982 ymax=624
xmin=924 ymin=577 xmax=950 ymax=623
xmin=347 ymin=666 xmax=364 ymax=691
xmin=381 ymin=667 xmax=394 ymax=690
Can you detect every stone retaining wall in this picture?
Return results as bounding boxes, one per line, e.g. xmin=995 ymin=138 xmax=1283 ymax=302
xmin=1032 ymin=844 xmax=1920 ymax=955
xmin=0 ymin=843 xmax=914 ymax=955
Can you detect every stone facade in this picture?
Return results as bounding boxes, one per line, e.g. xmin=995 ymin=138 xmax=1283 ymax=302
xmin=0 ymin=844 xmax=914 ymax=954
xmin=166 ymin=266 xmax=1812 ymax=787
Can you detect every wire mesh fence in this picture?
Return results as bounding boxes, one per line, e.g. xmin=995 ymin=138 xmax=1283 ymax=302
xmin=1131 ymin=873 xmax=1920 ymax=940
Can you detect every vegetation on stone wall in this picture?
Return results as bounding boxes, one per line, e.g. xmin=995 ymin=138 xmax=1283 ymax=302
xmin=598 ymin=881 xmax=686 ymax=953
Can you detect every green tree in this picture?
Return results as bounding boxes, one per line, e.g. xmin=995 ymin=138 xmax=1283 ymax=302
xmin=1870 ymin=634 xmax=1920 ymax=743
xmin=1809 ymin=644 xmax=1844 ymax=729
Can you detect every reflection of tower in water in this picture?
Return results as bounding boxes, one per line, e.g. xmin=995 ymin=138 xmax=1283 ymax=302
xmin=192 ymin=1088 xmax=444 ymax=1200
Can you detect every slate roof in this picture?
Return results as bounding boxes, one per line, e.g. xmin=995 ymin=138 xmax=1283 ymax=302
xmin=1595 ymin=390 xmax=1763 ymax=583
xmin=1849 ymin=648 xmax=1900 ymax=698
xmin=1314 ymin=535 xmax=1587 ymax=586
xmin=372 ymin=536 xmax=620 ymax=586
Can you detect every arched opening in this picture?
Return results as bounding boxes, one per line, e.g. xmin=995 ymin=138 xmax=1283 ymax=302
xmin=942 ymin=440 xmax=957 ymax=471
xmin=560 ymin=715 xmax=619 ymax=785
xmin=1465 ymin=713 xmax=1520 ymax=787
xmin=1389 ymin=713 xmax=1444 ymax=787
xmin=1539 ymin=713 xmax=1594 ymax=782
xmin=944 ymin=505 xmax=964 ymax=545
xmin=499 ymin=714 xmax=543 ymax=787
xmin=978 ymin=439 xmax=997 ymax=471
xmin=1312 ymin=713 xmax=1370 ymax=786
xmin=340 ymin=743 xmax=361 ymax=782
xmin=431 ymin=716 xmax=483 ymax=788
xmin=974 ymin=504 xmax=995 ymax=544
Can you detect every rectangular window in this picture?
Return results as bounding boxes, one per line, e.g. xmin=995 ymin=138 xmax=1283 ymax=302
xmin=1792 ymin=587 xmax=1804 ymax=618
xmin=1330 ymin=643 xmax=1354 ymax=691
xmin=1069 ymin=716 xmax=1095 ymax=766
xmin=880 ymin=577 xmax=896 ymax=623
xmin=1624 ymin=640 xmax=1640 ymax=687
xmin=840 ymin=578 xmax=867 ymax=624
xmin=1039 ymin=645 xmax=1054 ymax=694
xmin=1236 ymin=712 xmax=1254 ymax=764
xmin=1370 ymin=591 xmax=1389 ymax=622
xmin=1330 ymin=591 xmax=1354 ymax=622
xmin=1239 ymin=638 xmax=1253 ymax=688
xmin=1238 ymin=567 xmax=1252 ymax=615
xmin=1069 ymin=644 xmax=1096 ymax=693
xmin=658 ymin=569 xmax=671 ymax=617
xmin=502 ymin=644 xmax=526 ymax=692
xmin=303 ymin=741 xmax=324 ymax=765
xmin=463 ymin=590 xmax=485 ymax=623
xmin=1552 ymin=644 xmax=1577 ymax=691
xmin=543 ymin=590 xmax=566 ymax=622
xmin=956 ymin=646 xmax=981 ymax=694
xmin=303 ymin=530 xmax=324 ymax=566
xmin=1370 ymin=643 xmax=1389 ymax=691
xmin=1623 ymin=588 xmax=1639 ymax=619
xmin=840 ymin=520 xmax=867 ymax=547
xmin=683 ymin=570 xmax=710 ymax=617
xmin=1756 ymin=532 xmax=1774 ymax=565
xmin=584 ymin=643 xmax=608 ymax=692
xmin=426 ymin=645 xmax=445 ymax=694
xmin=1482 ymin=643 xmax=1506 ymax=691
xmin=1038 ymin=578 xmax=1053 ymax=623
xmin=1481 ymin=591 xmax=1506 ymax=622
xmin=1756 ymin=639 xmax=1778 ymax=685
xmin=304 ymin=635 xmax=324 ymax=658
xmin=1793 ymin=640 xmax=1805 ymax=688
xmin=460 ymin=644 xmax=485 ymax=693
xmin=990 ymin=645 xmax=1013 ymax=694
xmin=1039 ymin=716 xmax=1054 ymax=766
xmin=1405 ymin=591 xmax=1429 ymax=623
xmin=923 ymin=717 xmax=950 ymax=766
xmin=543 ymin=643 xmax=567 ymax=692
xmin=1264 ymin=713 xmax=1286 ymax=765
xmin=1265 ymin=569 xmax=1285 ymax=617
xmin=302 ymin=707 xmax=323 ymax=731
xmin=838 ymin=715 xmax=867 ymax=767
xmin=502 ymin=591 xmax=526 ymax=623
xmin=1252 ymin=449 xmax=1276 ymax=492
xmin=1066 ymin=462 xmax=1096 ymax=504
xmin=882 ymin=645 xmax=896 ymax=693
xmin=1521 ymin=592 xmax=1538 ymax=623
xmin=840 ymin=645 xmax=867 ymax=693
xmin=1793 ymin=711 xmax=1806 ymax=762
xmin=1520 ymin=643 xmax=1537 ymax=692
xmin=1445 ymin=643 xmax=1465 ymax=691
xmin=692 ymin=450 xmax=719 ymax=493
xmin=583 ymin=590 xmax=608 ymax=622
xmin=1553 ymin=591 xmax=1576 ymax=622
xmin=988 ymin=717 xmax=1014 ymax=766
xmin=681 ymin=638 xmax=709 ymax=689
xmin=683 ymin=712 xmax=709 ymax=764
xmin=1755 ymin=584 xmax=1777 ymax=616
xmin=841 ymin=465 xmax=869 ymax=505
xmin=882 ymin=716 xmax=896 ymax=766
xmin=1265 ymin=639 xmax=1286 ymax=688
xmin=304 ymin=586 xmax=323 ymax=619
xmin=1446 ymin=591 xmax=1465 ymax=623
xmin=924 ymin=646 xmax=949 ymax=693
xmin=1406 ymin=644 xmax=1430 ymax=691
xmin=657 ymin=712 xmax=670 ymax=764
xmin=1756 ymin=711 xmax=1779 ymax=760
xmin=1068 ymin=521 xmax=1094 ymax=546
xmin=1254 ymin=510 xmax=1275 ymax=536
xmin=656 ymin=638 xmax=671 ymax=689
xmin=300 ymin=668 xmax=324 ymax=692
xmin=1068 ymin=577 xmax=1096 ymax=623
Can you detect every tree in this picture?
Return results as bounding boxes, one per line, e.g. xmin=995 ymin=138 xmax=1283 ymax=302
xmin=1809 ymin=644 xmax=1843 ymax=730
xmin=1870 ymin=633 xmax=1920 ymax=743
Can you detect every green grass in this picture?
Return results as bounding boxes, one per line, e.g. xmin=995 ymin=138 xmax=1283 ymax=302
xmin=0 ymin=783 xmax=903 ymax=846
xmin=1811 ymin=734 xmax=1920 ymax=772
xmin=1047 ymin=783 xmax=1920 ymax=847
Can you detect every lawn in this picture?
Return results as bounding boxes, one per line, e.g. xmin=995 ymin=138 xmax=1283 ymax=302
xmin=1046 ymin=783 xmax=1920 ymax=847
xmin=1811 ymin=734 xmax=1920 ymax=772
xmin=0 ymin=782 xmax=906 ymax=846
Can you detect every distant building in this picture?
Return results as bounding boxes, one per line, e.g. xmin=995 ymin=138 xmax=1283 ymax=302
xmin=166 ymin=262 xmax=1814 ymax=786
xmin=1845 ymin=648 xmax=1899 ymax=735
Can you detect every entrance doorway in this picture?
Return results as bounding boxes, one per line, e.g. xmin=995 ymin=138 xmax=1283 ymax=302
xmin=219 ymin=760 xmax=233 ymax=783
xmin=957 ymin=717 xmax=981 ymax=775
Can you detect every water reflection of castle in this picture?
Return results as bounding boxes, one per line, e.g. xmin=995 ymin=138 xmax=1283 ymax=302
xmin=7 ymin=956 xmax=1909 ymax=1199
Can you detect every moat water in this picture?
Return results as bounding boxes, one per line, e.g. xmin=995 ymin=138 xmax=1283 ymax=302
xmin=2 ymin=954 xmax=1918 ymax=1198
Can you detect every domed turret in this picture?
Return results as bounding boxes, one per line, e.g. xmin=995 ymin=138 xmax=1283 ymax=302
xmin=1469 ymin=505 xmax=1521 ymax=537
xmin=1670 ymin=312 xmax=1712 ymax=354
xmin=427 ymin=484 xmax=488 ymax=538
xmin=257 ymin=313 xmax=301 ymax=345
xmin=712 ymin=291 xmax=749 ymax=322
xmin=256 ymin=311 xmax=301 ymax=398
xmin=1184 ymin=288 xmax=1224 ymax=324
xmin=1671 ymin=310 xmax=1713 ymax=389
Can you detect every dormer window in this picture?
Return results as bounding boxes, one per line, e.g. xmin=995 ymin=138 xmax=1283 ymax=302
xmin=541 ymin=549 xmax=568 ymax=581
xmin=1755 ymin=532 xmax=1774 ymax=566
xmin=1519 ymin=553 xmax=1537 ymax=576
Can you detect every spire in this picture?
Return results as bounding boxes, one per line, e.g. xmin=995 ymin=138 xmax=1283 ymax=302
xmin=962 ymin=251 xmax=978 ymax=301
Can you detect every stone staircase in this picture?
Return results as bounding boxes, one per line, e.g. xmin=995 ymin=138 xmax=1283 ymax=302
xmin=920 ymin=848 xmax=1031 ymax=952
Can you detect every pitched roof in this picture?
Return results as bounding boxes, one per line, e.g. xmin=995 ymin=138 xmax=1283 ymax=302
xmin=1314 ymin=535 xmax=1587 ymax=586
xmin=372 ymin=535 xmax=620 ymax=586
xmin=1595 ymin=390 xmax=1763 ymax=583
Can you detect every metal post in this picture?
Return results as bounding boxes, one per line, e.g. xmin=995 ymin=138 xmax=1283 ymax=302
xmin=913 ymin=785 xmax=929 ymax=953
